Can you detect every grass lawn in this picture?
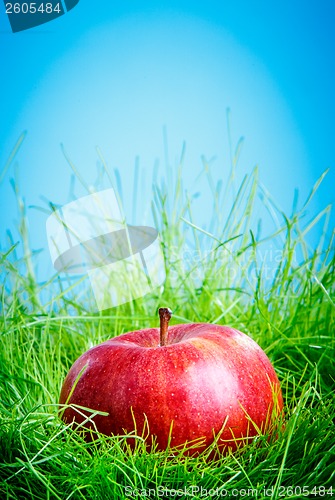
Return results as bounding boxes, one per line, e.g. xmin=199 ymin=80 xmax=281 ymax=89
xmin=0 ymin=140 xmax=334 ymax=499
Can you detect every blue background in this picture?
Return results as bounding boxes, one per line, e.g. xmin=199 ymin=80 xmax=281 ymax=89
xmin=0 ymin=0 xmax=334 ymax=282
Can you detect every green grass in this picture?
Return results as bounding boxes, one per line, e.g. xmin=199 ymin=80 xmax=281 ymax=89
xmin=0 ymin=134 xmax=334 ymax=499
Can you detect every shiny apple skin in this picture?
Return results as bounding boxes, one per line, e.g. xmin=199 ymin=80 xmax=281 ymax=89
xmin=59 ymin=323 xmax=283 ymax=454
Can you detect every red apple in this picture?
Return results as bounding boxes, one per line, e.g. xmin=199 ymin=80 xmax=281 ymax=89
xmin=59 ymin=308 xmax=283 ymax=454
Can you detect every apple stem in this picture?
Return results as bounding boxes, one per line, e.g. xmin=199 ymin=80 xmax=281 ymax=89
xmin=159 ymin=307 xmax=172 ymax=347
